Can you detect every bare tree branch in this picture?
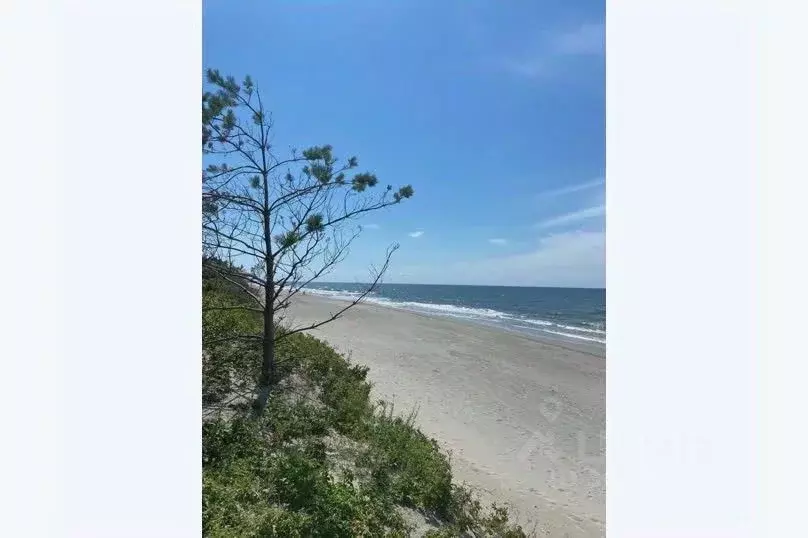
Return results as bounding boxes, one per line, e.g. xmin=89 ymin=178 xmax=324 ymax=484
xmin=277 ymin=244 xmax=397 ymax=340
xmin=201 ymin=68 xmax=413 ymax=413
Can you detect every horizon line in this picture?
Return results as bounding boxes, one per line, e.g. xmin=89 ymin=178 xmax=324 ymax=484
xmin=312 ymin=280 xmax=606 ymax=291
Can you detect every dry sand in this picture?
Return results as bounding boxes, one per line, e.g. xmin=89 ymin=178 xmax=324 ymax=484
xmin=286 ymin=294 xmax=605 ymax=537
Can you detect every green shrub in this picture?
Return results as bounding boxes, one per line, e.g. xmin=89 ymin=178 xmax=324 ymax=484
xmin=427 ymin=485 xmax=527 ymax=537
xmin=203 ymin=417 xmax=409 ymax=537
xmin=203 ymin=280 xmax=526 ymax=537
xmin=265 ymin=395 xmax=329 ymax=444
xmin=272 ymin=441 xmax=329 ymax=510
xmin=356 ymin=403 xmax=453 ymax=515
xmin=202 ymin=287 xmax=262 ymax=404
xmin=276 ymin=333 xmax=373 ymax=434
xmin=202 ymin=289 xmax=261 ymax=344
xmin=308 ymin=479 xmax=407 ymax=537
xmin=202 ymin=418 xmax=278 ymax=536
xmin=202 ymin=417 xmax=268 ymax=469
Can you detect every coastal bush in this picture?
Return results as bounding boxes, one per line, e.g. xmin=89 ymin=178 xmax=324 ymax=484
xmin=203 ymin=416 xmax=408 ymax=537
xmin=358 ymin=403 xmax=453 ymax=515
xmin=276 ymin=332 xmax=372 ymax=435
xmin=272 ymin=335 xmax=526 ymax=534
xmin=433 ymin=485 xmax=527 ymax=537
xmin=202 ymin=287 xmax=262 ymax=404
xmin=202 ymin=282 xmax=527 ymax=537
xmin=264 ymin=395 xmax=329 ymax=444
xmin=202 ymin=256 xmax=255 ymax=302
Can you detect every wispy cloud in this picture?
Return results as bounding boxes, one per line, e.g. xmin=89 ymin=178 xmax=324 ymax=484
xmin=505 ymin=21 xmax=604 ymax=80
xmin=488 ymin=238 xmax=508 ymax=246
xmin=537 ymin=205 xmax=605 ymax=229
xmin=397 ymin=230 xmax=604 ymax=288
xmin=552 ymin=22 xmax=604 ymax=56
xmin=537 ymin=177 xmax=604 ymax=198
xmin=362 ymin=223 xmax=380 ymax=230
xmin=408 ymin=230 xmax=424 ymax=238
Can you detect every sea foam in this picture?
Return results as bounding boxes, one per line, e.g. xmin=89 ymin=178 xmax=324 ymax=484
xmin=303 ymin=286 xmax=606 ymax=346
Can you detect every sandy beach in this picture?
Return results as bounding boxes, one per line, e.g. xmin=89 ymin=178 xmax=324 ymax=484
xmin=286 ymin=294 xmax=605 ymax=537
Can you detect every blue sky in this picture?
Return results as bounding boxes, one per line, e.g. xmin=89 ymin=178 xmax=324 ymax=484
xmin=203 ymin=0 xmax=604 ymax=288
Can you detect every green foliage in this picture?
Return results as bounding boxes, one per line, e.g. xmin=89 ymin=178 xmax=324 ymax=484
xmin=202 ymin=257 xmax=253 ymax=299
xmin=394 ymin=185 xmax=415 ymax=202
xmin=272 ymin=441 xmax=329 ymax=511
xmin=274 ymin=230 xmax=301 ymax=249
xmin=202 ymin=268 xmax=262 ymax=404
xmin=278 ymin=333 xmax=372 ymax=434
xmin=351 ymin=172 xmax=379 ymax=192
xmin=265 ymin=396 xmax=329 ymax=445
xmin=202 ymin=269 xmax=525 ymax=537
xmin=202 ymin=290 xmax=260 ymax=345
xmin=426 ymin=486 xmax=527 ymax=537
xmin=358 ymin=403 xmax=453 ymax=515
xmin=310 ymin=162 xmax=331 ymax=184
xmin=301 ymin=144 xmax=335 ymax=163
xmin=203 ymin=417 xmax=269 ymax=469
xmin=307 ymin=479 xmax=405 ymax=537
xmin=202 ymin=69 xmax=242 ymax=150
xmin=305 ymin=214 xmax=324 ymax=233
xmin=203 ymin=69 xmax=414 ymax=209
xmin=202 ymin=418 xmax=281 ymax=536
xmin=203 ymin=416 xmax=408 ymax=537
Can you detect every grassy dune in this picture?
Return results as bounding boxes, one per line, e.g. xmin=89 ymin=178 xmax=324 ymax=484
xmin=202 ymin=280 xmax=527 ymax=537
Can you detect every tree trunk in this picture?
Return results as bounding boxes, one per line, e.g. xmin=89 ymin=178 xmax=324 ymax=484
xmin=254 ymin=169 xmax=274 ymax=416
xmin=253 ymin=281 xmax=275 ymax=415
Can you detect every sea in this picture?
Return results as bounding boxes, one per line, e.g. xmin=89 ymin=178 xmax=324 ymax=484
xmin=302 ymin=283 xmax=605 ymax=346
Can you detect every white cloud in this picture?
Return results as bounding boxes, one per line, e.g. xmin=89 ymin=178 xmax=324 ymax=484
xmin=537 ymin=205 xmax=605 ymax=229
xmin=398 ymin=230 xmax=604 ymax=288
xmin=408 ymin=231 xmax=424 ymax=238
xmin=537 ymin=177 xmax=604 ymax=198
xmin=488 ymin=238 xmax=508 ymax=245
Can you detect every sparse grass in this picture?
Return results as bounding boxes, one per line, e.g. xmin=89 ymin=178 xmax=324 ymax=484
xmin=202 ymin=282 xmax=527 ymax=537
xmin=357 ymin=402 xmax=453 ymax=515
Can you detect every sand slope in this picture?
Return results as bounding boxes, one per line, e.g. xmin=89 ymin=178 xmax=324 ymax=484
xmin=286 ymin=295 xmax=605 ymax=537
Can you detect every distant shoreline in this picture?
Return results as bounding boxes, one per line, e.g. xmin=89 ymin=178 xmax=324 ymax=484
xmin=313 ymin=281 xmax=606 ymax=291
xmin=300 ymin=287 xmax=606 ymax=358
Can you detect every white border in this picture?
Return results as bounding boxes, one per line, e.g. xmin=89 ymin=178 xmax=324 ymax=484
xmin=2 ymin=1 xmax=202 ymax=536
xmin=610 ymin=0 xmax=804 ymax=536
xmin=2 ymin=0 xmax=805 ymax=536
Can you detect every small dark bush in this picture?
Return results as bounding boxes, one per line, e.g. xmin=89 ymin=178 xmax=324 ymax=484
xmin=202 ymin=417 xmax=268 ymax=469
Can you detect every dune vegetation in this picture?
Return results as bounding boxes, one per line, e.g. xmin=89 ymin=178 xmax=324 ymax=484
xmin=202 ymin=266 xmax=527 ymax=537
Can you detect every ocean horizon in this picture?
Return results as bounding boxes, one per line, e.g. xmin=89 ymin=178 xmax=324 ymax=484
xmin=303 ymin=282 xmax=606 ymax=346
